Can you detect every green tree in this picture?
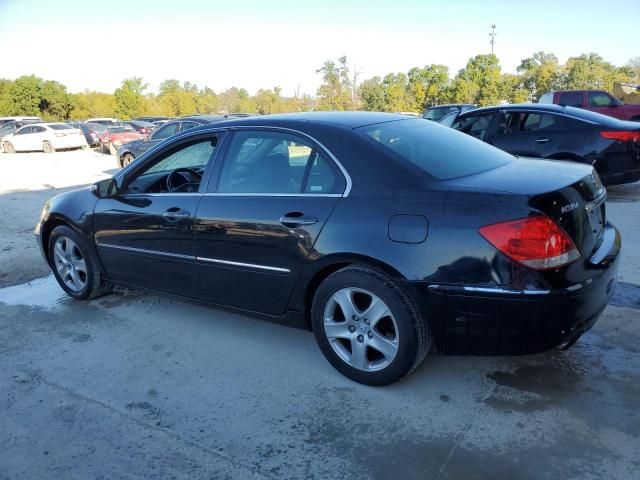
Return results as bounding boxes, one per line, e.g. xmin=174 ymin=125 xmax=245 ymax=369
xmin=4 ymin=75 xmax=42 ymax=116
xmin=39 ymin=80 xmax=73 ymax=120
xmin=406 ymin=65 xmax=449 ymax=112
xmin=381 ymin=73 xmax=409 ymax=112
xmin=452 ymin=54 xmax=502 ymax=106
xmin=500 ymin=73 xmax=529 ymax=103
xmin=114 ymin=77 xmax=148 ymax=119
xmin=316 ymin=56 xmax=353 ymax=110
xmin=359 ymin=77 xmax=385 ymax=111
xmin=561 ymin=53 xmax=632 ymax=91
xmin=517 ymin=51 xmax=560 ymax=101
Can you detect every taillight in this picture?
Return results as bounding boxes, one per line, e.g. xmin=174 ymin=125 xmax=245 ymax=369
xmin=479 ymin=215 xmax=580 ymax=270
xmin=600 ymin=131 xmax=640 ymax=142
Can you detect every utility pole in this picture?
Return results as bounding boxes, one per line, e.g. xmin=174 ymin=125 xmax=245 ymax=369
xmin=489 ymin=24 xmax=497 ymax=55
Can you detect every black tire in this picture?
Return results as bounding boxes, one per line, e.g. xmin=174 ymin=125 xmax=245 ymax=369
xmin=121 ymin=153 xmax=134 ymax=167
xmin=311 ymin=266 xmax=431 ymax=386
xmin=3 ymin=142 xmax=15 ymax=153
xmin=43 ymin=141 xmax=55 ymax=153
xmin=48 ymin=225 xmax=113 ymax=300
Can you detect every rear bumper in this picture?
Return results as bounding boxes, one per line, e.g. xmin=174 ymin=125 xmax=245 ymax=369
xmin=406 ymin=224 xmax=621 ymax=355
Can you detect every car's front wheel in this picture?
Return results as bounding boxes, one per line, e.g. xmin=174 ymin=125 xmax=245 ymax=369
xmin=3 ymin=141 xmax=15 ymax=153
xmin=311 ymin=266 xmax=431 ymax=385
xmin=48 ymin=225 xmax=113 ymax=300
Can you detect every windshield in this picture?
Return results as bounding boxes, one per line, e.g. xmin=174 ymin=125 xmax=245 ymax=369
xmin=49 ymin=124 xmax=72 ymax=130
xmin=356 ymin=119 xmax=513 ymax=180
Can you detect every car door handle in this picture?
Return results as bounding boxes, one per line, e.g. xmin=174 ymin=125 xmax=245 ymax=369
xmin=162 ymin=208 xmax=190 ymax=221
xmin=279 ymin=212 xmax=318 ymax=227
xmin=535 ymin=137 xmax=551 ymax=143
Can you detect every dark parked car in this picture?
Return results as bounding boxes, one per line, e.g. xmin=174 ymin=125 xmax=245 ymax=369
xmin=69 ymin=122 xmax=108 ymax=147
xmin=423 ymin=104 xmax=476 ymax=121
xmin=123 ymin=120 xmax=156 ymax=135
xmin=444 ymin=104 xmax=640 ymax=185
xmin=35 ymin=112 xmax=620 ymax=385
xmin=115 ymin=115 xmax=226 ymax=167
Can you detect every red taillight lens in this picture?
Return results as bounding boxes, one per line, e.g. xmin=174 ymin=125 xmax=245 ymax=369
xmin=600 ymin=131 xmax=640 ymax=142
xmin=479 ymin=215 xmax=580 ymax=270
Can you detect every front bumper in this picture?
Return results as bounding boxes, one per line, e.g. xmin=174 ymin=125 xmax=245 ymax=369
xmin=406 ymin=224 xmax=621 ymax=355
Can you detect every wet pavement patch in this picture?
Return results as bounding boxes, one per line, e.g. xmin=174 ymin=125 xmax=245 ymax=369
xmin=611 ymin=282 xmax=640 ymax=309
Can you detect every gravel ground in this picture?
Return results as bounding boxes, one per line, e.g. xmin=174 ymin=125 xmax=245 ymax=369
xmin=0 ymin=150 xmax=639 ymax=479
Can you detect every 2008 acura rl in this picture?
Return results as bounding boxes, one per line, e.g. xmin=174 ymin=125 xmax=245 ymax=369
xmin=35 ymin=112 xmax=620 ymax=385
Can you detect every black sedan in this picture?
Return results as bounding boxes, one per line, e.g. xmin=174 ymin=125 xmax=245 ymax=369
xmin=115 ymin=115 xmax=227 ymax=167
xmin=35 ymin=112 xmax=620 ymax=385
xmin=69 ymin=122 xmax=108 ymax=147
xmin=443 ymin=104 xmax=640 ymax=185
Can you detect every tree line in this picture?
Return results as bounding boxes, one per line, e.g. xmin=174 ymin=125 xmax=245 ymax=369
xmin=0 ymin=52 xmax=638 ymax=121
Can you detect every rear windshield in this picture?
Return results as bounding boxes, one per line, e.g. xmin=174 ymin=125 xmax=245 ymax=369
xmin=356 ymin=119 xmax=513 ymax=180
xmin=49 ymin=124 xmax=72 ymax=130
xmin=423 ymin=107 xmax=458 ymax=121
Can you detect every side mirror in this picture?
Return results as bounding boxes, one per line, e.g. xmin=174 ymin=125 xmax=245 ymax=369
xmin=91 ymin=178 xmax=117 ymax=198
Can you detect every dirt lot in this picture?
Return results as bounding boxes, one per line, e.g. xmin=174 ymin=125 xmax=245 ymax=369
xmin=1 ymin=150 xmax=639 ymax=479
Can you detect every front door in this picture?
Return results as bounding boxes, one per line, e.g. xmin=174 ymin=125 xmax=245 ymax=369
xmin=93 ymin=133 xmax=223 ymax=297
xmin=486 ymin=110 xmax=538 ymax=157
xmin=194 ymin=129 xmax=346 ymax=315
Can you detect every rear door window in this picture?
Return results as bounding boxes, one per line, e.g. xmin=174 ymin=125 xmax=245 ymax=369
xmin=152 ymin=122 xmax=179 ymax=140
xmin=588 ymin=92 xmax=618 ymax=107
xmin=216 ymin=131 xmax=344 ymax=194
xmin=558 ymin=92 xmax=583 ymax=108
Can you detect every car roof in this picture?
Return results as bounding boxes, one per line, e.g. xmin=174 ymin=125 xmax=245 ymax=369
xmin=428 ymin=104 xmax=476 ymax=108
xmin=185 ymin=111 xmax=413 ymax=130
xmin=458 ymin=103 xmax=625 ymax=126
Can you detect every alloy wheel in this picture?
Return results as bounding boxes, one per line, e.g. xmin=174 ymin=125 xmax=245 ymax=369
xmin=323 ymin=287 xmax=399 ymax=372
xmin=53 ymin=236 xmax=87 ymax=292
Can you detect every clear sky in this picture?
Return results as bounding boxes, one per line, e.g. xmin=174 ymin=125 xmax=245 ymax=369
xmin=0 ymin=0 xmax=638 ymax=96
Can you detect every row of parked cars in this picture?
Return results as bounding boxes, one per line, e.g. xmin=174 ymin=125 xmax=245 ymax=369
xmin=423 ymin=89 xmax=640 ymax=186
xmin=0 ymin=114 xmax=253 ymax=167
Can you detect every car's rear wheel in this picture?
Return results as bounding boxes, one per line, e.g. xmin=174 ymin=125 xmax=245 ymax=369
xmin=43 ymin=141 xmax=55 ymax=153
xmin=3 ymin=142 xmax=15 ymax=153
xmin=311 ymin=266 xmax=431 ymax=386
xmin=121 ymin=153 xmax=134 ymax=167
xmin=48 ymin=225 xmax=112 ymax=300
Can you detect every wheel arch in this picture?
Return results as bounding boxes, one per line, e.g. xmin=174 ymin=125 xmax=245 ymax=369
xmin=40 ymin=215 xmax=87 ymax=267
xmin=297 ymin=253 xmax=406 ymax=330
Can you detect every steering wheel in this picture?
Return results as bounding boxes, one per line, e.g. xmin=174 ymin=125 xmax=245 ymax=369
xmin=166 ymin=168 xmax=202 ymax=193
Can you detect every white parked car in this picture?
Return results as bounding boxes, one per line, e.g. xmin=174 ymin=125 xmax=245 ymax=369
xmin=1 ymin=123 xmax=87 ymax=153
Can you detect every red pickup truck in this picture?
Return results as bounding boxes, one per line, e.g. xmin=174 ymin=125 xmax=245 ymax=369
xmin=539 ymin=90 xmax=640 ymax=122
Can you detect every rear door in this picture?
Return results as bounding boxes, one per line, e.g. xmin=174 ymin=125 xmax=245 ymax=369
xmin=194 ymin=128 xmax=346 ymax=315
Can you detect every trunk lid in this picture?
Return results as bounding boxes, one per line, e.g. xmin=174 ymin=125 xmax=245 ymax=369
xmin=443 ymin=158 xmax=607 ymax=258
